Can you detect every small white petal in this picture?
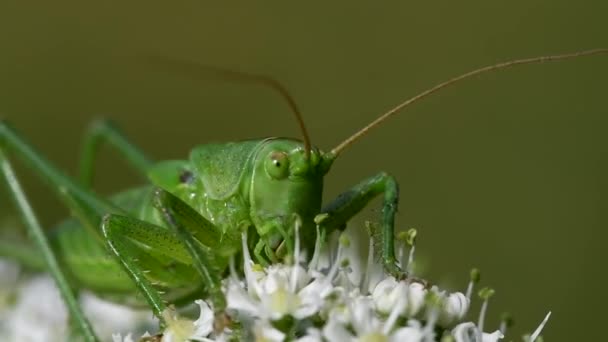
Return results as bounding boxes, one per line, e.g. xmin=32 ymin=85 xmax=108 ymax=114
xmin=405 ymin=282 xmax=427 ymax=317
xmin=326 ymin=303 xmax=351 ymax=325
xmin=371 ymin=277 xmax=400 ymax=314
xmin=452 ymin=322 xmax=477 ymax=342
xmin=452 ymin=322 xmax=503 ymax=342
xmin=350 ymin=296 xmax=378 ymax=335
xmin=264 ymin=287 xmax=300 ymax=320
xmin=226 ymin=280 xmax=262 ymax=318
xmin=192 ymin=300 xmax=214 ymax=338
xmin=482 ymin=330 xmax=504 ymax=342
xmin=295 ymin=276 xmax=335 ymax=318
xmin=529 ymin=311 xmax=551 ymax=342
xmin=390 ymin=327 xmax=425 ymax=342
xmin=323 ymin=318 xmax=354 ymax=341
xmin=255 ymin=321 xmax=286 ymax=341
xmin=112 ymin=333 xmax=134 ymax=342
xmin=260 ymin=266 xmax=290 ymax=294
xmin=438 ymin=292 xmax=470 ymax=326
xmin=160 ymin=308 xmax=197 ymax=342
xmin=296 ymin=328 xmax=323 ymax=342
xmin=292 ymin=265 xmax=312 ymax=290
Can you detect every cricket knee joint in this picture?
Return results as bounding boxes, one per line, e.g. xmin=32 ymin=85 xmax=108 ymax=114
xmin=87 ymin=118 xmax=118 ymax=136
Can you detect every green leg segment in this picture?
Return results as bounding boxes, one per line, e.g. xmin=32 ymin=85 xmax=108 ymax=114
xmin=253 ymin=240 xmax=270 ymax=266
xmin=153 ymin=189 xmax=226 ymax=313
xmin=317 ymin=172 xmax=402 ymax=277
xmin=102 ymin=210 xmax=219 ymax=324
xmin=101 ymin=215 xmax=169 ymax=325
xmin=0 ymin=150 xmax=99 ymax=342
xmin=0 ymin=121 xmax=121 ymax=225
xmin=0 ymin=120 xmax=125 ymax=341
xmin=79 ymin=119 xmax=153 ymax=188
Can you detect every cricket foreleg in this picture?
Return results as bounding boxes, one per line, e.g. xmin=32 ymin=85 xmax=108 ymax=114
xmin=317 ymin=172 xmax=402 ymax=277
xmin=79 ymin=119 xmax=153 ymax=188
xmin=0 ymin=150 xmax=100 ymax=342
xmin=153 ymin=189 xmax=227 ymax=313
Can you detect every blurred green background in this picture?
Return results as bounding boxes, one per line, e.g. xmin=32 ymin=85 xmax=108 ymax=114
xmin=1 ymin=1 xmax=606 ymax=340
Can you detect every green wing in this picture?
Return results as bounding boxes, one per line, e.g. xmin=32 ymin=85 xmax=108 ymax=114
xmin=189 ymin=139 xmax=267 ymax=200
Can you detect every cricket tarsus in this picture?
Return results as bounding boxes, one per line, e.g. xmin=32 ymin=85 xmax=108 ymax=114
xmin=330 ymin=48 xmax=608 ymax=157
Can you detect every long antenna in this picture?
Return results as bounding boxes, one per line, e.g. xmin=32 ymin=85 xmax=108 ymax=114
xmin=330 ymin=48 xmax=608 ymax=157
xmin=143 ymin=56 xmax=312 ymax=159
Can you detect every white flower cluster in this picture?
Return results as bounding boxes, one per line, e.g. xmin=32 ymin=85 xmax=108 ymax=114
xmin=118 ymin=226 xmax=551 ymax=342
xmin=0 ymin=259 xmax=157 ymax=342
xmin=0 ymin=225 xmax=551 ymax=342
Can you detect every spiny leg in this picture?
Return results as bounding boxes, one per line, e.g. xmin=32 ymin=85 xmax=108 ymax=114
xmin=79 ymin=119 xmax=153 ymax=188
xmin=153 ymin=189 xmax=227 ymax=313
xmin=0 ymin=150 xmax=99 ymax=342
xmin=101 ymin=214 xmax=200 ymax=326
xmin=316 ymin=172 xmax=402 ymax=277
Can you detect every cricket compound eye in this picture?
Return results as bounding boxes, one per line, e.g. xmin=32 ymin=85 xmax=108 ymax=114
xmin=265 ymin=151 xmax=290 ymax=180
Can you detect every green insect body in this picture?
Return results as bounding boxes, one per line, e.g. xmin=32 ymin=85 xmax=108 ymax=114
xmin=55 ymin=138 xmax=330 ymax=303
xmin=0 ymin=49 xmax=606 ymax=342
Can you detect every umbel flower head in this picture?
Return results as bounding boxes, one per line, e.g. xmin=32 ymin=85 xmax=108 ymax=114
xmin=113 ymin=223 xmax=551 ymax=342
xmin=0 ymin=223 xmax=551 ymax=342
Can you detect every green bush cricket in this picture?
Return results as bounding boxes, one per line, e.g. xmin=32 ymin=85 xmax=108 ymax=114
xmin=0 ymin=49 xmax=606 ymax=341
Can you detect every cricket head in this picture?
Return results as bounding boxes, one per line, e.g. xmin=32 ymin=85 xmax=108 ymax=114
xmin=249 ymin=138 xmax=334 ymax=258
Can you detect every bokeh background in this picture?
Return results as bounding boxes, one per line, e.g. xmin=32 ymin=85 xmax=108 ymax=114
xmin=1 ymin=1 xmax=606 ymax=340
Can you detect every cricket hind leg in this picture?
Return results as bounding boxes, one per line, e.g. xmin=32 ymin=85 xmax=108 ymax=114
xmin=0 ymin=149 xmax=100 ymax=342
xmin=317 ymin=171 xmax=403 ymax=277
xmin=0 ymin=121 xmax=143 ymax=341
xmin=0 ymin=120 xmax=121 ymax=219
xmin=79 ymin=119 xmax=153 ymax=188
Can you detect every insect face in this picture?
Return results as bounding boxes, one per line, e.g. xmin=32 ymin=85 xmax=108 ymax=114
xmin=249 ymin=139 xmax=331 ymax=254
